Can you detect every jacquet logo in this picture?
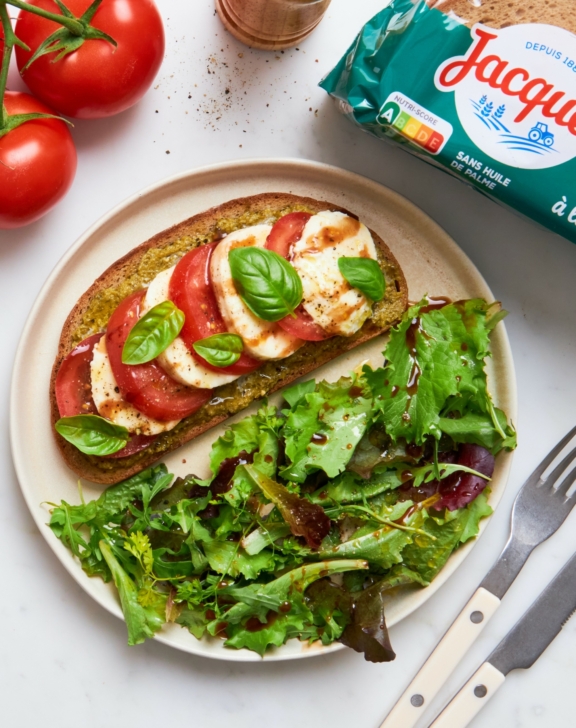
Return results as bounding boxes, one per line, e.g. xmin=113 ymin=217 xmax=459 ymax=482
xmin=434 ymin=23 xmax=576 ymax=170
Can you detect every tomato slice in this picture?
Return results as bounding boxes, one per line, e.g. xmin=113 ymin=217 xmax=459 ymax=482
xmin=265 ymin=212 xmax=312 ymax=257
xmin=106 ymin=291 xmax=212 ymax=421
xmin=55 ymin=333 xmax=101 ymax=417
xmin=276 ymin=304 xmax=332 ymax=341
xmin=265 ymin=212 xmax=332 ymax=342
xmin=54 ymin=333 xmax=155 ymax=458
xmin=169 ymin=242 xmax=261 ymax=375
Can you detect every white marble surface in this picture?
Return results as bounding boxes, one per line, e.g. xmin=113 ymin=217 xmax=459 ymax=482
xmin=2 ymin=1 xmax=576 ymax=726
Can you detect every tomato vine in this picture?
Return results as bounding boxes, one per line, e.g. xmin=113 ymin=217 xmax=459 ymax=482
xmin=0 ymin=0 xmax=115 ymax=133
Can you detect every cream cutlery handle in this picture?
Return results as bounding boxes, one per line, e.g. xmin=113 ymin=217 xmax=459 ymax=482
xmin=429 ymin=662 xmax=506 ymax=728
xmin=379 ymin=588 xmax=501 ymax=728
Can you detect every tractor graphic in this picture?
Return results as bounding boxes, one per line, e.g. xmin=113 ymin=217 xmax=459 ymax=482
xmin=528 ymin=122 xmax=555 ymax=147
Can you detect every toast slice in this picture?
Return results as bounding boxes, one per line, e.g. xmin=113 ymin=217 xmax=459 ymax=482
xmin=50 ymin=192 xmax=408 ymax=484
xmin=428 ymin=0 xmax=576 ymax=34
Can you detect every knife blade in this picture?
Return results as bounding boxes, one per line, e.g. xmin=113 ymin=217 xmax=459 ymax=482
xmin=429 ymin=550 xmax=576 ymax=728
xmin=488 ymin=551 xmax=576 ymax=675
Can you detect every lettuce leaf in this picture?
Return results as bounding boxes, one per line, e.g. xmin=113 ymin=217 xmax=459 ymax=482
xmin=99 ymin=540 xmax=165 ymax=646
xmin=280 ymin=376 xmax=373 ymax=483
xmin=210 ymin=560 xmax=368 ymax=655
xmin=317 ymin=510 xmax=426 ymax=569
xmin=364 ymin=299 xmax=515 ymax=452
xmin=208 ymin=404 xmax=282 ymax=505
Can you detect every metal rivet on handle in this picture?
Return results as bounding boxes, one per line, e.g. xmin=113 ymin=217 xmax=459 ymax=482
xmin=474 ymin=685 xmax=488 ymax=698
xmin=410 ymin=694 xmax=425 ymax=707
xmin=470 ymin=610 xmax=484 ymax=624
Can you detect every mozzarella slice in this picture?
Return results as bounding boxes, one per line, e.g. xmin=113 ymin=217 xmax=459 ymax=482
xmin=292 ymin=211 xmax=379 ymax=336
xmin=210 ymin=225 xmax=303 ymax=360
xmin=141 ymin=266 xmax=239 ymax=389
xmin=90 ymin=336 xmax=180 ymax=435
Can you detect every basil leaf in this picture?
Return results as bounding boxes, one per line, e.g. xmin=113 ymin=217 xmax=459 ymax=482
xmin=338 ymin=257 xmax=385 ymax=301
xmin=193 ymin=333 xmax=243 ymax=367
xmin=55 ymin=415 xmax=130 ymax=456
xmin=122 ymin=300 xmax=185 ymax=365
xmin=228 ymin=247 xmax=303 ymax=322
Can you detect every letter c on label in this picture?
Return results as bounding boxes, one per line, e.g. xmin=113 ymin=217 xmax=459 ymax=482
xmin=501 ymin=67 xmax=530 ymax=95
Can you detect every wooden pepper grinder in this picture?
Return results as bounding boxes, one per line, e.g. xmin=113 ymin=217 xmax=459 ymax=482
xmin=215 ymin=0 xmax=332 ymax=51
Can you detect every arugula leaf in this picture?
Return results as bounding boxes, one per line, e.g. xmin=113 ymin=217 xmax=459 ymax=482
xmin=100 ymin=465 xmax=172 ymax=515
xmin=364 ymin=298 xmax=512 ymax=447
xmin=338 ymin=257 xmax=386 ymax=301
xmin=400 ymin=493 xmax=492 ymax=584
xmin=281 ymin=376 xmax=373 ymax=483
xmin=216 ymin=560 xmax=368 ymax=656
xmin=202 ymin=540 xmax=278 ymax=579
xmin=228 ymin=247 xmax=303 ymax=321
xmin=176 ymin=608 xmax=208 ymax=639
xmin=99 ymin=541 xmax=165 ymax=645
xmin=224 ymin=601 xmax=316 ymax=656
xmin=213 ymin=560 xmax=368 ymax=627
xmin=55 ymin=414 xmax=129 ymax=456
xmin=458 ymin=491 xmax=493 ymax=544
xmin=318 ymin=510 xmax=426 ymax=569
xmin=122 ymin=300 xmax=185 ymax=365
xmin=193 ymin=333 xmax=243 ymax=368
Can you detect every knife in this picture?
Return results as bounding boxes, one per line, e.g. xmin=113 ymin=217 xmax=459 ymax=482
xmin=429 ymin=549 xmax=576 ymax=728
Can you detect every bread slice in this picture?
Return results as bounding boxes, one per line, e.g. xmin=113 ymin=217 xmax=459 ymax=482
xmin=428 ymin=0 xmax=576 ymax=35
xmin=50 ymin=193 xmax=408 ymax=484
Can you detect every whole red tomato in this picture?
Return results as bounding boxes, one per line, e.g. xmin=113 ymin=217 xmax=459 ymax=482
xmin=15 ymin=0 xmax=165 ymax=119
xmin=0 ymin=92 xmax=77 ymax=229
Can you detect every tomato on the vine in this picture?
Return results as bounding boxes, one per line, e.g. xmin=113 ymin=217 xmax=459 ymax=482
xmin=15 ymin=0 xmax=165 ymax=119
xmin=0 ymin=91 xmax=77 ymax=229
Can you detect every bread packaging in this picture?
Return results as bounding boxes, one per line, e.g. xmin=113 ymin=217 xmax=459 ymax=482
xmin=321 ymin=0 xmax=576 ymax=243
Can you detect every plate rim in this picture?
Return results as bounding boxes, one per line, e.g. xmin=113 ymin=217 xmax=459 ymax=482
xmin=10 ymin=157 xmax=517 ymax=662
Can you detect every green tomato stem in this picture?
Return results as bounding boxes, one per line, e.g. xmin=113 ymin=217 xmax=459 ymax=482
xmin=0 ymin=2 xmax=15 ymax=129
xmin=5 ymin=0 xmax=84 ymax=36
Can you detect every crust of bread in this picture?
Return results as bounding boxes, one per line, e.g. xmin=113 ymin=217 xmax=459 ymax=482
xmin=50 ymin=192 xmax=408 ymax=485
xmin=428 ymin=0 xmax=576 ymax=35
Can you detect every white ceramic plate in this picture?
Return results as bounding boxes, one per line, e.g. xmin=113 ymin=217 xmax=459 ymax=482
xmin=10 ymin=159 xmax=516 ymax=662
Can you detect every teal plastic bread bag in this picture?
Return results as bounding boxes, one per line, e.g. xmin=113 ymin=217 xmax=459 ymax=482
xmin=320 ymin=0 xmax=576 ymax=244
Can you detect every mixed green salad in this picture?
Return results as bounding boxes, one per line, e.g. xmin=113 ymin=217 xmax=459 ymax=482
xmin=49 ymin=297 xmax=516 ymax=660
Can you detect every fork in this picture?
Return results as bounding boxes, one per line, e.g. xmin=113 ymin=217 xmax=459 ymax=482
xmin=380 ymin=425 xmax=576 ymax=728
